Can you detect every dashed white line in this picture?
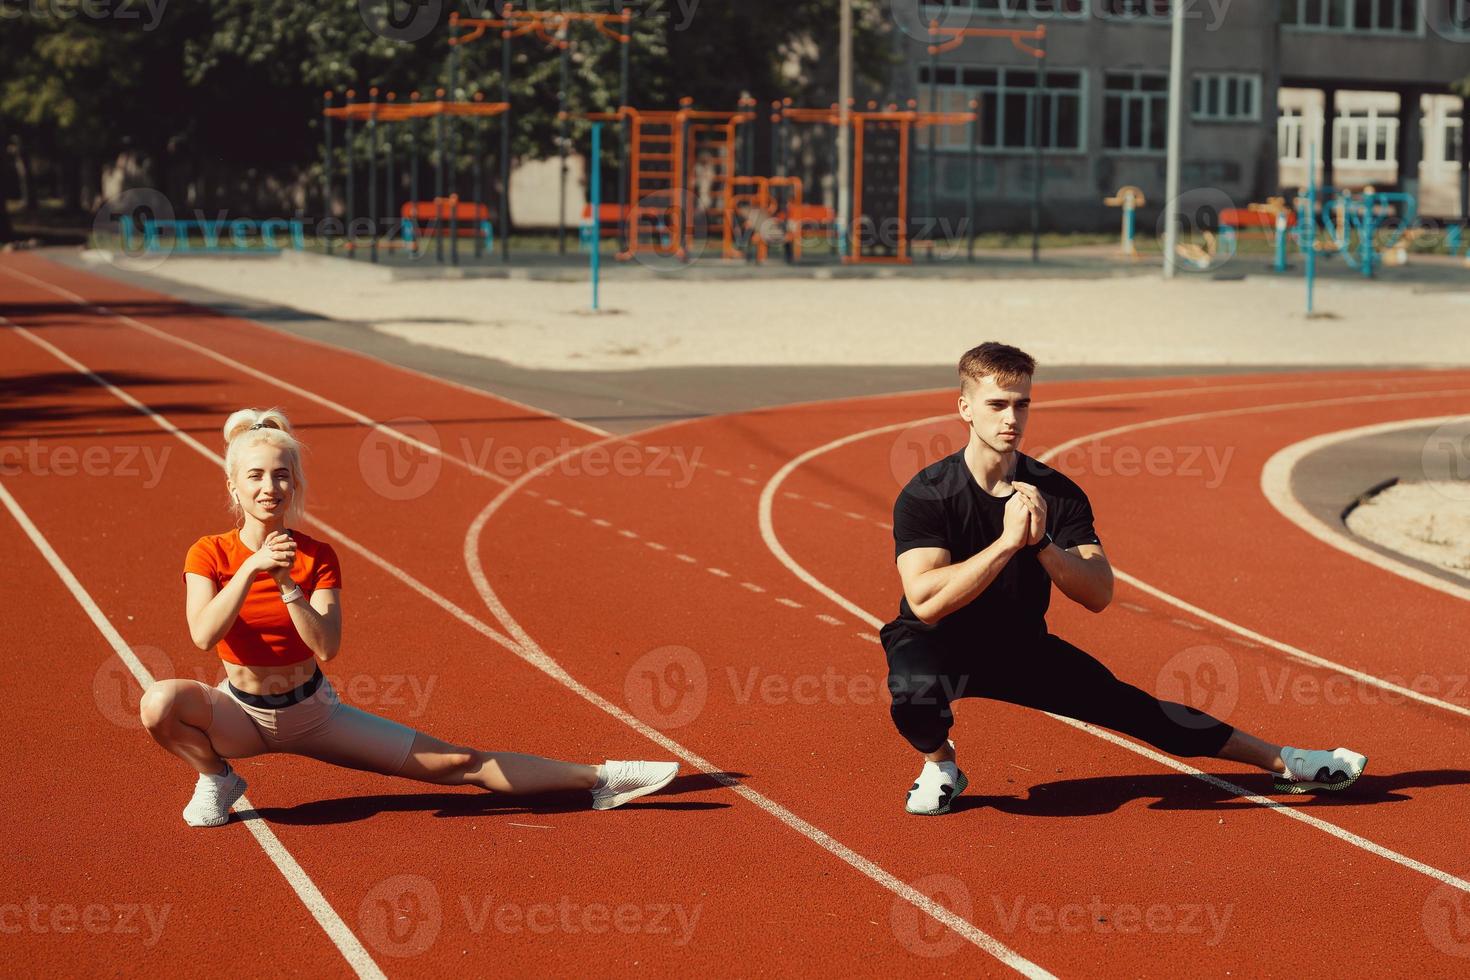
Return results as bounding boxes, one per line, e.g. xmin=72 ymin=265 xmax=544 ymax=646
xmin=816 ymin=614 xmax=844 ymax=626
xmin=776 ymin=597 xmax=803 ymax=609
xmin=707 ymin=568 xmax=732 ymax=578
xmin=741 ymin=582 xmax=766 ymax=593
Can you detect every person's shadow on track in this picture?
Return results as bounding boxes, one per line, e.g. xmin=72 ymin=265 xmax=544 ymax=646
xmin=244 ymin=772 xmax=738 ymax=826
xmin=949 ymin=769 xmax=1470 ymax=816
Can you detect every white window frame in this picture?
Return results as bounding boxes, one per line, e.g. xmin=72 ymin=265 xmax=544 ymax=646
xmin=1103 ymin=70 xmax=1169 ymax=155
xmin=1278 ymin=106 xmax=1307 ymax=162
xmin=1281 ymin=0 xmax=1426 ymax=36
xmin=1192 ymin=73 xmax=1262 ymax=122
xmin=1333 ymin=108 xmax=1399 ymax=165
xmin=917 ymin=65 xmax=1087 ymax=154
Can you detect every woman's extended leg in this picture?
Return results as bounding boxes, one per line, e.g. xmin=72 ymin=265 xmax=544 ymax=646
xmin=394 ymin=730 xmax=600 ymax=793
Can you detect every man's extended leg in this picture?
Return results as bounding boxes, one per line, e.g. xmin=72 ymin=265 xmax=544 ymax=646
xmin=881 ymin=623 xmax=970 ymax=814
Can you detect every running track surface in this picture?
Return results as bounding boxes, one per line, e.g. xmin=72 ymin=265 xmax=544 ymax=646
xmin=3 ymin=251 xmax=1468 ymax=978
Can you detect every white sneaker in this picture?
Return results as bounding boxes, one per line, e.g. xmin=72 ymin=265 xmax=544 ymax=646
xmin=591 ymin=760 xmax=678 ymax=810
xmin=1274 ymin=746 xmax=1367 ymax=794
xmin=905 ymin=755 xmax=968 ymax=816
xmin=182 ymin=766 xmax=248 ymax=827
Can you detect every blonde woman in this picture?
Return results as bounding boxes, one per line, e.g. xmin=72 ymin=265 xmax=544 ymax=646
xmin=139 ymin=408 xmax=678 ymax=827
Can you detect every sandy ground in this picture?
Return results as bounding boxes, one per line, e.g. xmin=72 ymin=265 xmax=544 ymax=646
xmin=1347 ymin=482 xmax=1470 ymax=580
xmin=113 ymin=251 xmax=1470 ymax=372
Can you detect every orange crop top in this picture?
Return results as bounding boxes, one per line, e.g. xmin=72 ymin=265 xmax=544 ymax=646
xmin=183 ymin=529 xmax=342 ymax=666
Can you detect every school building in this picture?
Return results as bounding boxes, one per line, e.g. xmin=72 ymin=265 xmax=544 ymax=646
xmin=894 ymin=1 xmax=1470 ymax=232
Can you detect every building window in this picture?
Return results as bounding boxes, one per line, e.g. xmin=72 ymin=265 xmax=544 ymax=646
xmin=1192 ymin=73 xmax=1261 ymax=122
xmin=918 ymin=66 xmax=1084 ymax=151
xmin=1445 ymin=117 xmax=1463 ymax=163
xmin=1278 ymin=106 xmax=1307 ymax=162
xmin=1103 ymin=71 xmax=1168 ymax=153
xmin=1334 ymin=108 xmax=1398 ymax=164
xmin=1282 ymin=0 xmax=1423 ymax=34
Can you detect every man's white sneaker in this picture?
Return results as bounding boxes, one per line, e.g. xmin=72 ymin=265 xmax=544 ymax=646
xmin=182 ymin=766 xmax=248 ymax=827
xmin=905 ymin=759 xmax=968 ymax=815
xmin=591 ymin=760 xmax=678 ymax=810
xmin=1274 ymin=746 xmax=1367 ymax=794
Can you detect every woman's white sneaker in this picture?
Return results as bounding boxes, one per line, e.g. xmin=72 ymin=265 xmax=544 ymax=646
xmin=591 ymin=760 xmax=679 ymax=810
xmin=1274 ymin=746 xmax=1367 ymax=794
xmin=182 ymin=766 xmax=248 ymax=827
xmin=905 ymin=759 xmax=968 ymax=815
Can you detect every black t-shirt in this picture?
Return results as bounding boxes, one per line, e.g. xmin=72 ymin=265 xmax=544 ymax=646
xmin=889 ymin=451 xmax=1100 ymax=644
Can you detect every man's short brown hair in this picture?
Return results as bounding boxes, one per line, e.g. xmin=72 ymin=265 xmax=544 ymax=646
xmin=958 ymin=342 xmax=1036 ymax=392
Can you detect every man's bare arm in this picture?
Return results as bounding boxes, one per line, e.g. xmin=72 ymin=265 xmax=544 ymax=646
xmin=896 ymin=492 xmax=1033 ymax=624
xmin=1037 ymin=542 xmax=1113 ymax=613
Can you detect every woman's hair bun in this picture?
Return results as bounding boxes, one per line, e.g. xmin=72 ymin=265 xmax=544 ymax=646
xmin=222 ymin=407 xmax=294 ymax=445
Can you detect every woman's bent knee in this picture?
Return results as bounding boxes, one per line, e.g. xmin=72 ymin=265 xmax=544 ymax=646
xmin=138 ymin=681 xmax=178 ymax=732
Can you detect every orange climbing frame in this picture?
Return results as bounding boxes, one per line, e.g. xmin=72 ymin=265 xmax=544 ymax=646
xmin=777 ymin=105 xmax=975 ymax=265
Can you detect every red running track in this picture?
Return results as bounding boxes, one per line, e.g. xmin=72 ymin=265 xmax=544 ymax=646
xmin=2 ymin=252 xmax=1468 ymax=977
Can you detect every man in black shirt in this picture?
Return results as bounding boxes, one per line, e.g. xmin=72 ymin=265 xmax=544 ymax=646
xmin=883 ymin=342 xmax=1367 ymax=814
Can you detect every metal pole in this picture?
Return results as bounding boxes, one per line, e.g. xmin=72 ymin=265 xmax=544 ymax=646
xmin=434 ymin=88 xmax=445 ymax=264
xmin=323 ymin=91 xmax=334 ymax=256
xmin=501 ymin=25 xmax=512 ymax=262
xmin=591 ymin=121 xmax=602 ymax=311
xmin=474 ymin=107 xmax=485 ymax=259
xmin=967 ymin=97 xmax=978 ymax=262
xmin=410 ymin=93 xmax=420 ymax=256
xmin=1162 ymin=0 xmax=1185 ymax=277
xmin=558 ymin=33 xmax=570 ymax=255
xmin=385 ymin=95 xmax=395 ymax=259
xmin=837 ymin=0 xmax=852 ymax=257
xmin=927 ymin=28 xmax=938 ymax=240
xmin=345 ymin=90 xmax=355 ymax=261
xmin=619 ymin=10 xmax=631 ymax=252
xmin=368 ymin=88 xmax=378 ymax=264
xmin=1306 ymin=140 xmax=1317 ymax=315
xmin=1031 ymin=36 xmax=1045 ymax=264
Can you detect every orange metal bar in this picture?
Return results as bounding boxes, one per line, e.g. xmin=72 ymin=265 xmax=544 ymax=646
xmin=927 ymin=23 xmax=1046 ymax=57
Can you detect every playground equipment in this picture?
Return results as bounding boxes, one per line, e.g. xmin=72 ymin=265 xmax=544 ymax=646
xmin=1103 ymin=185 xmax=1146 ymax=259
xmin=1219 ymin=197 xmax=1296 ymax=273
xmin=924 ymin=22 xmax=1047 ymax=262
xmin=776 ymin=103 xmax=975 ymax=264
xmin=1313 ymin=186 xmax=1418 ymax=278
xmin=723 ymin=175 xmax=806 ymax=263
xmin=449 ymin=6 xmax=633 ymax=257
xmin=322 ymin=88 xmax=507 ymax=265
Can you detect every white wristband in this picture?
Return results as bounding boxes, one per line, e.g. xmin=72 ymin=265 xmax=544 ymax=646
xmin=280 ymin=585 xmax=305 ymax=604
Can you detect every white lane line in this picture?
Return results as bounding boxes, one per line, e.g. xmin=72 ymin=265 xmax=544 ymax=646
xmin=707 ymin=568 xmax=732 ymax=578
xmin=460 ymin=452 xmax=1055 ymax=979
xmin=0 ymin=261 xmax=609 ymax=440
xmin=1169 ymin=618 xmax=1205 ymax=632
xmin=815 ymin=614 xmax=844 ymax=626
xmin=0 ymin=478 xmax=387 ymax=980
xmin=674 ymin=553 xmax=698 ymax=564
xmin=591 ymin=518 xmax=612 ymax=528
xmin=619 ymin=529 xmax=640 ymax=539
xmin=741 ymin=582 xmax=766 ymax=593
xmin=775 ymin=597 xmax=804 ymax=609
xmin=756 ymin=387 xmax=1470 ymax=895
xmin=1260 ymin=415 xmax=1470 ymax=603
xmin=1118 ymin=601 xmax=1149 ymax=614
xmin=645 ymin=542 xmax=668 ymax=552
